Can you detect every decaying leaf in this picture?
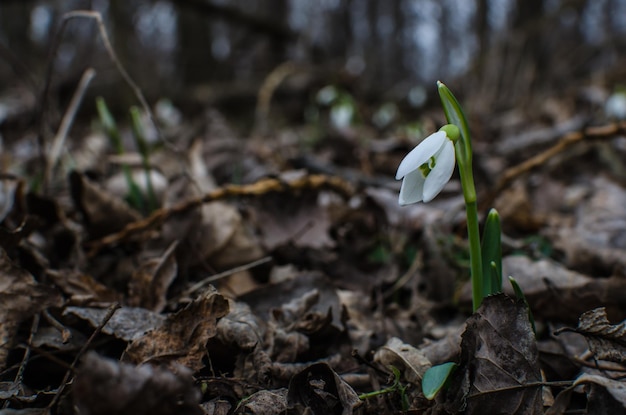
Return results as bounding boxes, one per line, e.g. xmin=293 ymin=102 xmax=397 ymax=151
xmin=493 ymin=255 xmax=626 ymax=322
xmin=0 ymin=249 xmax=61 ymax=369
xmin=74 ymin=352 xmax=202 ymax=415
xmin=69 ymin=171 xmax=141 ymax=239
xmin=47 ymin=269 xmax=120 ymax=305
xmin=562 ymin=307 xmax=626 ymax=364
xmin=550 ymin=176 xmax=626 ymax=273
xmin=550 ymin=373 xmax=626 ymax=414
xmin=287 ymin=362 xmax=361 ymax=415
xmin=216 ymin=300 xmax=265 ymax=352
xmin=124 ymin=286 xmax=229 ymax=370
xmin=253 ymin=191 xmax=336 ymax=250
xmin=445 ymin=294 xmax=542 ymax=414
xmin=127 ymin=241 xmax=178 ymax=312
xmin=236 ymin=388 xmax=289 ymax=414
xmin=63 ymin=306 xmax=165 ymax=341
xmin=576 ymin=373 xmax=626 ymax=413
xmin=373 ymin=337 xmax=431 ymax=385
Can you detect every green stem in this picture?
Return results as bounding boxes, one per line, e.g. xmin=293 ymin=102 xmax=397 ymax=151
xmin=465 ymin=200 xmax=483 ymax=311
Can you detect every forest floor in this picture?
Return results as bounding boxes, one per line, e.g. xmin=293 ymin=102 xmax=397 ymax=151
xmin=2 ymin=50 xmax=626 ymax=415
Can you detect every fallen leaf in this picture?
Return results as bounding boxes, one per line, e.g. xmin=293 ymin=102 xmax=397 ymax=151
xmin=127 ymin=241 xmax=178 ymax=312
xmin=550 ymin=177 xmax=626 ymax=274
xmin=47 ymin=269 xmax=120 ymax=305
xmin=0 ymin=249 xmax=61 ymax=369
xmin=74 ymin=352 xmax=202 ymax=415
xmin=373 ymin=337 xmax=431 ymax=385
xmin=469 ymin=255 xmax=626 ymax=322
xmin=124 ymin=286 xmax=229 ymax=370
xmin=576 ymin=373 xmax=626 ymax=413
xmin=69 ymin=171 xmax=141 ymax=239
xmin=287 ymin=362 xmax=361 ymax=415
xmin=561 ymin=307 xmax=626 ymax=364
xmin=253 ymin=191 xmax=335 ymax=250
xmin=445 ymin=294 xmax=542 ymax=414
xmin=236 ymin=389 xmax=288 ymax=414
xmin=216 ymin=300 xmax=265 ymax=352
xmin=63 ymin=306 xmax=165 ymax=341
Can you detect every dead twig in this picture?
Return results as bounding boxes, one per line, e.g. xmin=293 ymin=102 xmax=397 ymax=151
xmin=47 ymin=303 xmax=120 ymax=412
xmin=38 ymin=10 xmax=167 ymax=186
xmin=87 ymin=174 xmax=354 ymax=256
xmin=45 ymin=67 xmax=96 ymax=190
xmin=482 ymin=120 xmax=626 ymax=211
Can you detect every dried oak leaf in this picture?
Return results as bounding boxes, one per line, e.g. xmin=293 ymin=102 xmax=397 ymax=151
xmin=74 ymin=352 xmax=202 ymax=415
xmin=445 ymin=294 xmax=542 ymax=415
xmin=564 ymin=307 xmax=626 ymax=364
xmin=0 ymin=249 xmax=61 ymax=369
xmin=287 ymin=362 xmax=361 ymax=415
xmin=127 ymin=241 xmax=178 ymax=312
xmin=124 ymin=286 xmax=229 ymax=370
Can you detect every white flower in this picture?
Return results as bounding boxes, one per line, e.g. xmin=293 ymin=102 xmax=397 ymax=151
xmin=396 ymin=130 xmax=456 ymax=205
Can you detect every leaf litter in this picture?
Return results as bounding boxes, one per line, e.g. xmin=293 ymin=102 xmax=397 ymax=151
xmin=2 ymin=12 xmax=626 ymax=415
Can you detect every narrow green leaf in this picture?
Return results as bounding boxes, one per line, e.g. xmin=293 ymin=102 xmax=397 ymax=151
xmin=509 ymin=276 xmax=536 ymax=334
xmin=130 ymin=107 xmax=157 ymax=213
xmin=96 ymin=97 xmax=144 ymax=213
xmin=422 ymin=362 xmax=457 ymax=400
xmin=481 ymin=208 xmax=502 ymax=295
xmin=437 ymin=81 xmax=471 ymax=171
xmin=96 ymin=97 xmax=122 ymax=153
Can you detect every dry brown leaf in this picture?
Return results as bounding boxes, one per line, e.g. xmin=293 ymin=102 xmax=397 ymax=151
xmin=287 ymin=362 xmax=361 ymax=415
xmin=47 ymin=269 xmax=120 ymax=305
xmin=485 ymin=255 xmax=626 ymax=322
xmin=564 ymin=307 xmax=626 ymax=364
xmin=127 ymin=241 xmax=178 ymax=312
xmin=124 ymin=286 xmax=229 ymax=370
xmin=550 ymin=176 xmax=626 ymax=274
xmin=253 ymin=191 xmax=335 ymax=250
xmin=63 ymin=306 xmax=165 ymax=341
xmin=216 ymin=300 xmax=265 ymax=351
xmin=445 ymin=294 xmax=542 ymax=414
xmin=0 ymin=249 xmax=61 ymax=369
xmin=236 ymin=389 xmax=288 ymax=415
xmin=69 ymin=171 xmax=141 ymax=239
xmin=575 ymin=373 xmax=626 ymax=412
xmin=74 ymin=352 xmax=202 ymax=415
xmin=373 ymin=337 xmax=431 ymax=385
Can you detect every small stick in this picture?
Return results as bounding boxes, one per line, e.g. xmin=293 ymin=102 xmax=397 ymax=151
xmin=47 ymin=303 xmax=120 ymax=412
xmin=45 ymin=67 xmax=96 ymax=190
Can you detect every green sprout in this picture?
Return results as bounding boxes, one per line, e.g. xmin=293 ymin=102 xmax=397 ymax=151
xmin=96 ymin=97 xmax=159 ymax=215
xmin=359 ymin=366 xmax=409 ymax=411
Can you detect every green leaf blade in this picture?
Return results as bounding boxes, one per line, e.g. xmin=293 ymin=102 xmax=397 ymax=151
xmin=481 ymin=208 xmax=502 ymax=296
xmin=422 ymin=362 xmax=457 ymax=400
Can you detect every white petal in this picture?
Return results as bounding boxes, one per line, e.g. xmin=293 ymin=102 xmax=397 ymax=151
xmin=422 ymin=140 xmax=455 ymax=202
xmin=395 ymin=131 xmax=447 ymax=180
xmin=398 ymin=170 xmax=425 ymax=205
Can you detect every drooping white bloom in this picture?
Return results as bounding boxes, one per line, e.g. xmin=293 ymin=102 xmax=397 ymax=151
xmin=396 ymin=130 xmax=456 ymax=205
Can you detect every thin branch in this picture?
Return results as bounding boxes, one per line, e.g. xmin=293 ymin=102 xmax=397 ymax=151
xmin=45 ymin=67 xmax=96 ymax=191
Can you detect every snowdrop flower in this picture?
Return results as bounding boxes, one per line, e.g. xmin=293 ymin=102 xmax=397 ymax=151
xmin=396 ymin=126 xmax=458 ymax=205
